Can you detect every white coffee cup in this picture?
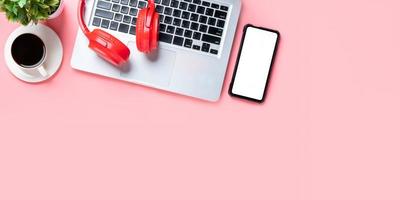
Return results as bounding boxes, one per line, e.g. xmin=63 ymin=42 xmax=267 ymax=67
xmin=11 ymin=33 xmax=48 ymax=77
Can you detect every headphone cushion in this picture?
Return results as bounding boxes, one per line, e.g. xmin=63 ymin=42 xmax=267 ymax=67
xmin=136 ymin=8 xmax=150 ymax=53
xmin=136 ymin=9 xmax=144 ymax=51
xmin=150 ymin=12 xmax=159 ymax=51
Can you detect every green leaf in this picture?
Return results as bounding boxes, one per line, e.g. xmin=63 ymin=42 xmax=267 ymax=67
xmin=0 ymin=0 xmax=60 ymax=25
xmin=18 ymin=0 xmax=26 ymax=8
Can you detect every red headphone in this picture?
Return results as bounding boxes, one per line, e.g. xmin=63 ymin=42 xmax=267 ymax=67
xmin=78 ymin=0 xmax=159 ymax=67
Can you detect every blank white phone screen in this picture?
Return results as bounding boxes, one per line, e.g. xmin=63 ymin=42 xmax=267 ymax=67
xmin=231 ymin=27 xmax=278 ymax=101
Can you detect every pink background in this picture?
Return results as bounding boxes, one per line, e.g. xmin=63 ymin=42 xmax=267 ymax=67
xmin=1 ymin=0 xmax=400 ymax=199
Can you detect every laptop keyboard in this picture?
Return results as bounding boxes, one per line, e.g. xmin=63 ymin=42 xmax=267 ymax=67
xmin=92 ymin=0 xmax=230 ymax=56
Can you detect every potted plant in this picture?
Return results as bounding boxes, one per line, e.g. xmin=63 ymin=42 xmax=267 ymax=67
xmin=0 ymin=0 xmax=64 ymax=25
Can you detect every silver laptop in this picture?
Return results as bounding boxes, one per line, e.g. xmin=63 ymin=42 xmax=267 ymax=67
xmin=71 ymin=0 xmax=241 ymax=101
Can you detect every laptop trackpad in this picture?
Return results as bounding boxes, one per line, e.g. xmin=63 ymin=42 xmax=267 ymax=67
xmin=120 ymin=42 xmax=176 ymax=88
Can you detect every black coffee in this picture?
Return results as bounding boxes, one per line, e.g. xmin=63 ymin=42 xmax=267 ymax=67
xmin=11 ymin=33 xmax=45 ymax=68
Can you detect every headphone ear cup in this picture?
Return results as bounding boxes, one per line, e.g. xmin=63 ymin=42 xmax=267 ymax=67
xmin=88 ymin=29 xmax=130 ymax=66
xmin=136 ymin=8 xmax=151 ymax=53
xmin=149 ymin=12 xmax=159 ymax=51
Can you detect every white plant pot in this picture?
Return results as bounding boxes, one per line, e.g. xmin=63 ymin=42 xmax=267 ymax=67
xmin=48 ymin=0 xmax=64 ymax=19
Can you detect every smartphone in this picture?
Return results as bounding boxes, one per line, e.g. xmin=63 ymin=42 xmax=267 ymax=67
xmin=229 ymin=24 xmax=280 ymax=103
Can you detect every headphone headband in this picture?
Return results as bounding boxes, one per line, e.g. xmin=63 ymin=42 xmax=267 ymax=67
xmin=78 ymin=0 xmax=155 ymax=34
xmin=78 ymin=0 xmax=90 ymax=35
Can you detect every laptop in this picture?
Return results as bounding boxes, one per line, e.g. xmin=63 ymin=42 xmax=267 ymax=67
xmin=71 ymin=0 xmax=241 ymax=101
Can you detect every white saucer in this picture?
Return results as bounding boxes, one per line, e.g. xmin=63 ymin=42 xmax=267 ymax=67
xmin=4 ymin=24 xmax=63 ymax=83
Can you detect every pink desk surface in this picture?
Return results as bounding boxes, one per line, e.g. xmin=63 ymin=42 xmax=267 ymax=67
xmin=1 ymin=0 xmax=400 ymax=199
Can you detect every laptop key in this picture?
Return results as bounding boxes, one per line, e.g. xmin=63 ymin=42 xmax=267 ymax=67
xmin=112 ymin=4 xmax=121 ymax=12
xmin=184 ymin=29 xmax=192 ymax=38
xmin=114 ymin=13 xmax=123 ymax=21
xmin=123 ymin=15 xmax=131 ymax=23
xmin=211 ymin=3 xmax=219 ymax=9
xmin=220 ymin=5 xmax=229 ymax=11
xmin=214 ymin=10 xmax=227 ymax=19
xmin=199 ymin=24 xmax=207 ymax=32
xmin=216 ymin=19 xmax=225 ymax=28
xmin=193 ymin=45 xmax=200 ymax=50
xmin=131 ymin=17 xmax=137 ymax=25
xmin=184 ymin=39 xmax=193 ymax=48
xmin=201 ymin=43 xmax=210 ymax=52
xmin=138 ymin=1 xmax=147 ymax=8
xmin=129 ymin=26 xmax=136 ymax=35
xmin=199 ymin=15 xmax=207 ymax=23
xmin=207 ymin=17 xmax=216 ymax=26
xmin=159 ymin=33 xmax=173 ymax=43
xmin=101 ymin=19 xmax=110 ymax=28
xmin=190 ymin=22 xmax=199 ymax=31
xmin=205 ymin=8 xmax=214 ymax=16
xmin=162 ymin=0 xmax=170 ymax=6
xmin=164 ymin=16 xmax=173 ymax=24
xmin=95 ymin=9 xmax=114 ymax=20
xmin=193 ymin=0 xmax=201 ymax=5
xmin=121 ymin=6 xmax=129 ymax=14
xmin=129 ymin=0 xmax=138 ymax=7
xmin=202 ymin=34 xmax=220 ymax=45
xmin=97 ymin=1 xmax=112 ymax=10
xmin=182 ymin=20 xmax=190 ymax=28
xmin=166 ymin=25 xmax=175 ymax=34
xmin=173 ymin=18 xmax=181 ymax=26
xmin=175 ymin=27 xmax=184 ymax=36
xmin=173 ymin=36 xmax=184 ymax=46
xmin=188 ymin=4 xmax=196 ymax=12
xmin=160 ymin=23 xmax=167 ymax=32
xmin=110 ymin=21 xmax=119 ymax=30
xmin=202 ymin=1 xmax=210 ymax=7
xmin=171 ymin=0 xmax=179 ymax=8
xmin=193 ymin=31 xmax=201 ymax=40
xmin=92 ymin=17 xmax=101 ymax=26
xmin=208 ymin=26 xmax=222 ymax=36
xmin=156 ymin=5 xmax=164 ymax=13
xmin=173 ymin=9 xmax=181 ymax=17
xmin=190 ymin=13 xmax=199 ymax=21
xmin=196 ymin=6 xmax=205 ymax=14
xmin=179 ymin=2 xmax=188 ymax=10
xmin=181 ymin=11 xmax=190 ymax=19
xmin=129 ymin=8 xmax=138 ymax=16
xmin=118 ymin=23 xmax=130 ymax=33
xmin=210 ymin=49 xmax=218 ymax=54
xmin=121 ymin=0 xmax=129 ymax=5
xmin=164 ymin=7 xmax=172 ymax=15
